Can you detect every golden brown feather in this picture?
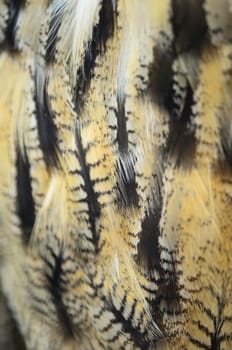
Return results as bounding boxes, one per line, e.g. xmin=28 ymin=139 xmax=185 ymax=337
xmin=0 ymin=1 xmax=232 ymax=349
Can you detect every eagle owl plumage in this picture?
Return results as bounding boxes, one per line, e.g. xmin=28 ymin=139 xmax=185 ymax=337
xmin=0 ymin=1 xmax=232 ymax=349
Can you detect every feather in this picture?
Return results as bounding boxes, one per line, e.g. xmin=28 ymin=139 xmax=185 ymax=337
xmin=1 ymin=1 xmax=232 ymax=349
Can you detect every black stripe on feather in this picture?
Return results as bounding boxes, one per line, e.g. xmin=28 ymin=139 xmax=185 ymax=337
xmin=4 ymin=0 xmax=25 ymax=50
xmin=75 ymin=0 xmax=115 ymax=112
xmin=75 ymin=129 xmax=101 ymax=247
xmin=34 ymin=75 xmax=59 ymax=169
xmin=45 ymin=6 xmax=62 ymax=63
xmin=109 ymin=303 xmax=150 ymax=349
xmin=16 ymin=146 xmax=35 ymax=244
xmin=148 ymin=47 xmax=174 ymax=113
xmin=44 ymin=247 xmax=74 ymax=337
xmin=167 ymin=81 xmax=196 ymax=168
xmin=171 ymin=0 xmax=208 ymax=54
xmin=115 ymin=95 xmax=139 ymax=207
xmin=136 ymin=207 xmax=161 ymax=273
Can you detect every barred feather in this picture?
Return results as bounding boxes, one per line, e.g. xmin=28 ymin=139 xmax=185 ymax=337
xmin=1 ymin=1 xmax=232 ymax=349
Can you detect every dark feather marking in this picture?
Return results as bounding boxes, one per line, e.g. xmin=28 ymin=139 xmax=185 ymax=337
xmin=167 ymin=1 xmax=208 ymax=168
xmin=109 ymin=302 xmax=151 ymax=349
xmin=151 ymin=250 xmax=182 ymax=331
xmin=16 ymin=147 xmax=35 ymax=244
xmin=158 ymin=273 xmax=181 ymax=313
xmin=115 ymin=95 xmax=139 ymax=207
xmin=171 ymin=0 xmax=208 ymax=53
xmin=4 ymin=0 xmax=25 ymax=51
xmin=34 ymin=74 xmax=59 ymax=168
xmin=75 ymin=0 xmax=115 ymax=112
xmin=136 ymin=207 xmax=161 ymax=273
xmin=211 ymin=328 xmax=221 ymax=350
xmin=148 ymin=2 xmax=207 ymax=169
xmin=96 ymin=0 xmax=115 ymax=51
xmin=115 ymin=156 xmax=139 ymax=208
xmin=221 ymin=142 xmax=232 ymax=167
xmin=44 ymin=248 xmax=74 ymax=337
xmin=187 ymin=334 xmax=210 ymax=350
xmin=148 ymin=47 xmax=174 ymax=112
xmin=152 ymin=271 xmax=181 ymax=337
xmin=136 ymin=196 xmax=164 ymax=330
xmin=167 ymin=81 xmax=196 ymax=168
xmin=210 ymin=278 xmax=227 ymax=350
xmin=149 ymin=40 xmax=196 ymax=167
xmin=45 ymin=5 xmax=63 ymax=63
xmin=220 ymin=116 xmax=232 ymax=167
xmin=116 ymin=96 xmax=128 ymax=153
xmin=75 ymin=129 xmax=101 ymax=246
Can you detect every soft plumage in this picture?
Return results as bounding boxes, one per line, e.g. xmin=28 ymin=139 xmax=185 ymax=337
xmin=0 ymin=1 xmax=232 ymax=349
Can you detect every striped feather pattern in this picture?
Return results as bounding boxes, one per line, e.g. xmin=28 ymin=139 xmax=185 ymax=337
xmin=0 ymin=1 xmax=232 ymax=349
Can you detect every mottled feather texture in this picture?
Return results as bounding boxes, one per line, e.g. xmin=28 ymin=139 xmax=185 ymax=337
xmin=0 ymin=1 xmax=232 ymax=349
